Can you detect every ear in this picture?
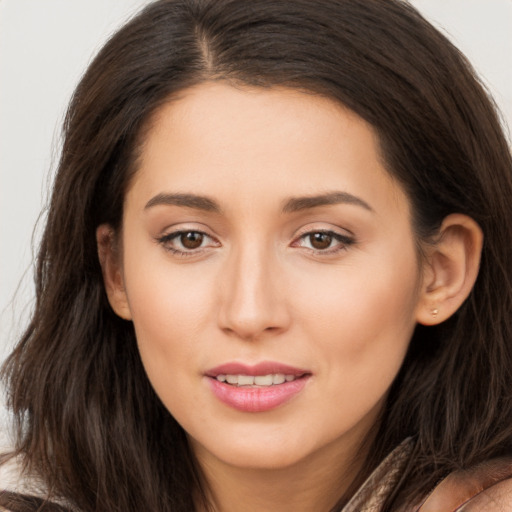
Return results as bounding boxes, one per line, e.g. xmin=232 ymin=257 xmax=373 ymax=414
xmin=415 ymin=214 xmax=483 ymax=326
xmin=96 ymin=224 xmax=132 ymax=321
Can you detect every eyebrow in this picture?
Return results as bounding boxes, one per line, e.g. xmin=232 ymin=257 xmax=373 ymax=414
xmin=282 ymin=191 xmax=373 ymax=213
xmin=144 ymin=193 xmax=221 ymax=213
xmin=144 ymin=190 xmax=373 ymax=214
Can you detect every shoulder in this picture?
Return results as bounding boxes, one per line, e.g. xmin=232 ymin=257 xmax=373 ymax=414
xmin=0 ymin=454 xmax=45 ymax=511
xmin=0 ymin=453 xmax=46 ymax=499
xmin=0 ymin=431 xmax=74 ymax=512
xmin=0 ymin=452 xmax=71 ymax=511
xmin=417 ymin=456 xmax=512 ymax=512
xmin=458 ymin=476 xmax=512 ymax=511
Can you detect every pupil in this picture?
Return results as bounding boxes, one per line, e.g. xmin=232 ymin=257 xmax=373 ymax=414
xmin=181 ymin=232 xmax=203 ymax=249
xmin=311 ymin=233 xmax=332 ymax=250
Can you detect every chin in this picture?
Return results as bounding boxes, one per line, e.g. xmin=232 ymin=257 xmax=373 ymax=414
xmin=189 ymin=426 xmax=327 ymax=472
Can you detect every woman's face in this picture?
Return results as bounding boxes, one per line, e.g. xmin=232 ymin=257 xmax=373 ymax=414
xmin=115 ymin=82 xmax=424 ymax=472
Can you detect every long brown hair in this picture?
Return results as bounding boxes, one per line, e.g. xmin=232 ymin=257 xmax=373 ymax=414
xmin=2 ymin=1 xmax=512 ymax=510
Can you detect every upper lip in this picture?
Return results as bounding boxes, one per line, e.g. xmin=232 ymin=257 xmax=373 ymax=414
xmin=205 ymin=361 xmax=310 ymax=377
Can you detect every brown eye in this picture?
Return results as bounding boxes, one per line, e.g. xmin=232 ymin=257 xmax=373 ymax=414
xmin=294 ymin=229 xmax=354 ymax=254
xmin=180 ymin=231 xmax=204 ymax=249
xmin=309 ymin=232 xmax=333 ymax=250
xmin=157 ymin=229 xmax=220 ymax=255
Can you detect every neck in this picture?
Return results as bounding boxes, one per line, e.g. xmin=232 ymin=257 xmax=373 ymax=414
xmin=193 ymin=432 xmax=373 ymax=512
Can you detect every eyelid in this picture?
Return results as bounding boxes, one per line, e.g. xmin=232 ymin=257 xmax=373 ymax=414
xmin=293 ymin=222 xmax=354 ymax=238
xmin=156 ymin=226 xmax=221 ymax=257
xmin=154 ymin=223 xmax=355 ymax=257
xmin=291 ymin=225 xmax=356 ymax=254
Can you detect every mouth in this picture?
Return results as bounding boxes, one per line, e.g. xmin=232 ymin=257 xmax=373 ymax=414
xmin=205 ymin=362 xmax=311 ymax=412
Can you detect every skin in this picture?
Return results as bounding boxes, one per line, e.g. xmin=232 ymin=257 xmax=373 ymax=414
xmin=98 ymin=82 xmax=483 ymax=511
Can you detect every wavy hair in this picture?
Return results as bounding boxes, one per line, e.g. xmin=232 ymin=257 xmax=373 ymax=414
xmin=2 ymin=0 xmax=512 ymax=510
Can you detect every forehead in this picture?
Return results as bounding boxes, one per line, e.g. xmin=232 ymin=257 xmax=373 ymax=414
xmin=128 ymin=82 xmax=409 ymax=218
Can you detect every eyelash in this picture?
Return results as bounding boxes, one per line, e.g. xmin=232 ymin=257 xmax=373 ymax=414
xmin=156 ymin=229 xmax=355 ymax=257
xmin=157 ymin=230 xmax=219 ymax=257
xmin=293 ymin=229 xmax=355 ymax=255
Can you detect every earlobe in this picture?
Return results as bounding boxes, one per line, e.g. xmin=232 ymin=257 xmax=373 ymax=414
xmin=96 ymin=224 xmax=132 ymax=321
xmin=416 ymin=214 xmax=483 ymax=326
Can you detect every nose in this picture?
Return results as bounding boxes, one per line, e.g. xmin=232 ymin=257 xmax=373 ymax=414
xmin=217 ymin=242 xmax=291 ymax=341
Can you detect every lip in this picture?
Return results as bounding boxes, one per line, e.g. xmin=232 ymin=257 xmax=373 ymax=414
xmin=205 ymin=361 xmax=311 ymax=413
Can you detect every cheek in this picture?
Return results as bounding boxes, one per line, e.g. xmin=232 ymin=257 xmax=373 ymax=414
xmin=292 ymin=249 xmax=420 ymax=385
xmin=287 ymin=265 xmax=418 ymax=446
xmin=121 ymin=248 xmax=218 ymax=403
xmin=123 ymin=234 xmax=218 ymax=335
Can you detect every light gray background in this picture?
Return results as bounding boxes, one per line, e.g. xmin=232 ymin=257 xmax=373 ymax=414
xmin=1 ymin=1 xmax=511 ymax=421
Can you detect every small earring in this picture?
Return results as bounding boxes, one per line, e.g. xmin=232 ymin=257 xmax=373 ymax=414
xmin=431 ymin=308 xmax=439 ymax=318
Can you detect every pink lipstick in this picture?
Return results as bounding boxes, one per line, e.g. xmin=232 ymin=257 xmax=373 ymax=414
xmin=205 ymin=362 xmax=310 ymax=413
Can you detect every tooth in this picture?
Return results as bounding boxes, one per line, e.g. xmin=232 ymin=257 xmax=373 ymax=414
xmin=220 ymin=373 xmax=298 ymax=386
xmin=272 ymin=373 xmax=285 ymax=384
xmin=238 ymin=375 xmax=255 ymax=386
xmin=226 ymin=375 xmax=238 ymax=385
xmin=254 ymin=375 xmax=273 ymax=386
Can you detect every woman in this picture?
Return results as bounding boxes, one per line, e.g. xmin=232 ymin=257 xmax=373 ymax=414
xmin=1 ymin=0 xmax=512 ymax=510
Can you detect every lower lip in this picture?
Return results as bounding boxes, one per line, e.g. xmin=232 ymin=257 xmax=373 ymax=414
xmin=207 ymin=376 xmax=309 ymax=413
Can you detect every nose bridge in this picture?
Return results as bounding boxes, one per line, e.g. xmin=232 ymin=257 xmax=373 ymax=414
xmin=218 ymin=237 xmax=288 ymax=339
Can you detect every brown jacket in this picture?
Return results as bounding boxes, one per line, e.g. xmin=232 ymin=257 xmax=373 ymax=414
xmin=343 ymin=440 xmax=512 ymax=511
xmin=416 ymin=457 xmax=512 ymax=511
